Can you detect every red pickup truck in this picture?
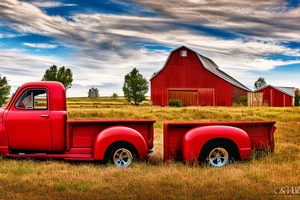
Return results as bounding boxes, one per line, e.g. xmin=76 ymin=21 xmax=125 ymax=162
xmin=0 ymin=82 xmax=155 ymax=168
xmin=0 ymin=81 xmax=276 ymax=167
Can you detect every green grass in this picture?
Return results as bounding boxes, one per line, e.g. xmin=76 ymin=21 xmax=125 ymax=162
xmin=1 ymin=98 xmax=300 ymax=199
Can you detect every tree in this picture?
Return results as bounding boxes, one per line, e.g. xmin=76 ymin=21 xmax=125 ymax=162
xmin=254 ymin=77 xmax=267 ymax=90
xmin=0 ymin=75 xmax=11 ymax=107
xmin=42 ymin=65 xmax=73 ymax=90
xmin=295 ymin=88 xmax=300 ymax=106
xmin=122 ymin=68 xmax=149 ymax=106
xmin=88 ymin=87 xmax=99 ymax=98
xmin=111 ymin=93 xmax=118 ymax=99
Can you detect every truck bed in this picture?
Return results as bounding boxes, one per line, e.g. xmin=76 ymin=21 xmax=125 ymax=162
xmin=164 ymin=121 xmax=276 ymax=161
xmin=66 ymin=120 xmax=155 ymax=153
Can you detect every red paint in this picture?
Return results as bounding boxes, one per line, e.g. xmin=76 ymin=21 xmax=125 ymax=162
xmin=0 ymin=82 xmax=155 ymax=163
xmin=163 ymin=121 xmax=276 ymax=162
xmin=257 ymin=86 xmax=294 ymax=107
xmin=151 ymin=46 xmax=249 ymax=106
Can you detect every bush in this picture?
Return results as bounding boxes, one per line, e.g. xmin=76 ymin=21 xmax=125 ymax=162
xmin=111 ymin=93 xmax=118 ymax=99
xmin=232 ymin=95 xmax=248 ymax=106
xmin=169 ymin=99 xmax=182 ymax=107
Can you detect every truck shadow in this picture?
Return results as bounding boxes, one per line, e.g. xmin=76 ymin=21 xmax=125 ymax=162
xmin=2 ymin=149 xmax=272 ymax=168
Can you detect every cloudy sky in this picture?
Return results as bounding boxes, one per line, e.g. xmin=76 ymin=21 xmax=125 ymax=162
xmin=0 ymin=0 xmax=299 ymax=97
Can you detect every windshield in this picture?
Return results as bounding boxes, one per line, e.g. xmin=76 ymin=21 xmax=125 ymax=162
xmin=3 ymin=87 xmax=20 ymax=108
xmin=11 ymin=87 xmax=20 ymax=99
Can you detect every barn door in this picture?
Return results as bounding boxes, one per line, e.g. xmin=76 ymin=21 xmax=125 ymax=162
xmin=198 ymin=88 xmax=214 ymax=106
xmin=168 ymin=90 xmax=198 ymax=106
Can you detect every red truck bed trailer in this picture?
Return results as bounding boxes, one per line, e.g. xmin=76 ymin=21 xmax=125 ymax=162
xmin=164 ymin=121 xmax=276 ymax=167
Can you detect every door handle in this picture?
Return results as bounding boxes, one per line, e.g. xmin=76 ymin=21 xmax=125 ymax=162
xmin=41 ymin=114 xmax=49 ymax=118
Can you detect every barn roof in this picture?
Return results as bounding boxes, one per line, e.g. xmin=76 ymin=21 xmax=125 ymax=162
xmin=255 ymin=85 xmax=295 ymax=97
xmin=151 ymin=46 xmax=251 ymax=92
xmin=197 ymin=54 xmax=251 ymax=92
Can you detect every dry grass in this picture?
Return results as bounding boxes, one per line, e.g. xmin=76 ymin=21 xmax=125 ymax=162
xmin=1 ymin=98 xmax=300 ymax=199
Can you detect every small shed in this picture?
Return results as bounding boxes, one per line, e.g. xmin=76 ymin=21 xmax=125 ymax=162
xmin=255 ymin=85 xmax=295 ymax=107
xmin=150 ymin=46 xmax=251 ymax=106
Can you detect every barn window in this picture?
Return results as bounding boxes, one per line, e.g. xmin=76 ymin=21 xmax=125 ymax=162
xmin=181 ymin=50 xmax=187 ymax=57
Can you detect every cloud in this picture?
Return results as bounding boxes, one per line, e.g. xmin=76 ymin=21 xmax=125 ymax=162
xmin=131 ymin=0 xmax=300 ymax=41
xmin=0 ymin=33 xmax=22 ymax=38
xmin=69 ymin=13 xmax=300 ymax=58
xmin=1 ymin=0 xmax=299 ymax=63
xmin=23 ymin=42 xmax=58 ymax=49
xmin=26 ymin=0 xmax=77 ymax=8
xmin=0 ymin=0 xmax=299 ymax=96
xmin=0 ymin=47 xmax=168 ymax=97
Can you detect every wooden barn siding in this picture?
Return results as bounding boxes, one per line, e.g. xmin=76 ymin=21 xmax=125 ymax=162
xmin=150 ymin=87 xmax=168 ymax=106
xmin=260 ymin=86 xmax=293 ymax=107
xmin=151 ymin=47 xmax=233 ymax=106
xmin=232 ymin=86 xmax=248 ymax=99
xmin=283 ymin=94 xmax=293 ymax=107
xmin=198 ymin=88 xmax=215 ymax=106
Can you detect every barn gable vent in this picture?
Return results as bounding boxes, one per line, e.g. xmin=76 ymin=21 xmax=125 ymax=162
xmin=181 ymin=50 xmax=187 ymax=57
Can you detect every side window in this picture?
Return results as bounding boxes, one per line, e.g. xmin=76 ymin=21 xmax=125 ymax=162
xmin=15 ymin=89 xmax=48 ymax=110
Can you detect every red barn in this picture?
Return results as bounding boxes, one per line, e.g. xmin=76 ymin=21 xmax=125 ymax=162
xmin=150 ymin=46 xmax=251 ymax=106
xmin=256 ymin=85 xmax=295 ymax=107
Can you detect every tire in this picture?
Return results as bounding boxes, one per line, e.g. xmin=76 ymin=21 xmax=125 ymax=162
xmin=207 ymin=147 xmax=229 ymax=167
xmin=200 ymin=141 xmax=236 ymax=167
xmin=110 ymin=147 xmax=133 ymax=168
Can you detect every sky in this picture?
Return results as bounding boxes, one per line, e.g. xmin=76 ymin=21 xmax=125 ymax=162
xmin=0 ymin=0 xmax=299 ymax=97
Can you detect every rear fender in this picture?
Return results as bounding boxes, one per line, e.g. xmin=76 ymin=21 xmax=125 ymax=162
xmin=182 ymin=126 xmax=251 ymax=162
xmin=93 ymin=126 xmax=148 ymax=160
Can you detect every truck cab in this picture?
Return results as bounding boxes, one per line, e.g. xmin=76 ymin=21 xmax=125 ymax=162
xmin=4 ymin=82 xmax=67 ymax=152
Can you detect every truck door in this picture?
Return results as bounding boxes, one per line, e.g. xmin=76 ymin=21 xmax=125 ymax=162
xmin=6 ymin=88 xmax=52 ymax=151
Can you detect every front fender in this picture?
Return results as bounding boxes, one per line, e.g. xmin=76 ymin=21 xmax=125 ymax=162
xmin=182 ymin=126 xmax=251 ymax=162
xmin=93 ymin=126 xmax=148 ymax=160
xmin=0 ymin=108 xmax=9 ymax=155
xmin=0 ymin=122 xmax=9 ymax=155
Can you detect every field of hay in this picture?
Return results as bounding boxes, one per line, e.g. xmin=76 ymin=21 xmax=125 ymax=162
xmin=1 ymin=97 xmax=300 ymax=199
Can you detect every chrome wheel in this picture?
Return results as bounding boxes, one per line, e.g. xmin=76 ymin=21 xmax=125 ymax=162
xmin=113 ymin=148 xmax=133 ymax=168
xmin=208 ymin=147 xmax=229 ymax=167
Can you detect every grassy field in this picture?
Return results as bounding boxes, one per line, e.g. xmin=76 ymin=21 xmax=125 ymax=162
xmin=1 ymin=97 xmax=300 ymax=199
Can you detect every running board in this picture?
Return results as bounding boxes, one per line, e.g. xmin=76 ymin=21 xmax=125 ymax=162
xmin=5 ymin=153 xmax=94 ymax=161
